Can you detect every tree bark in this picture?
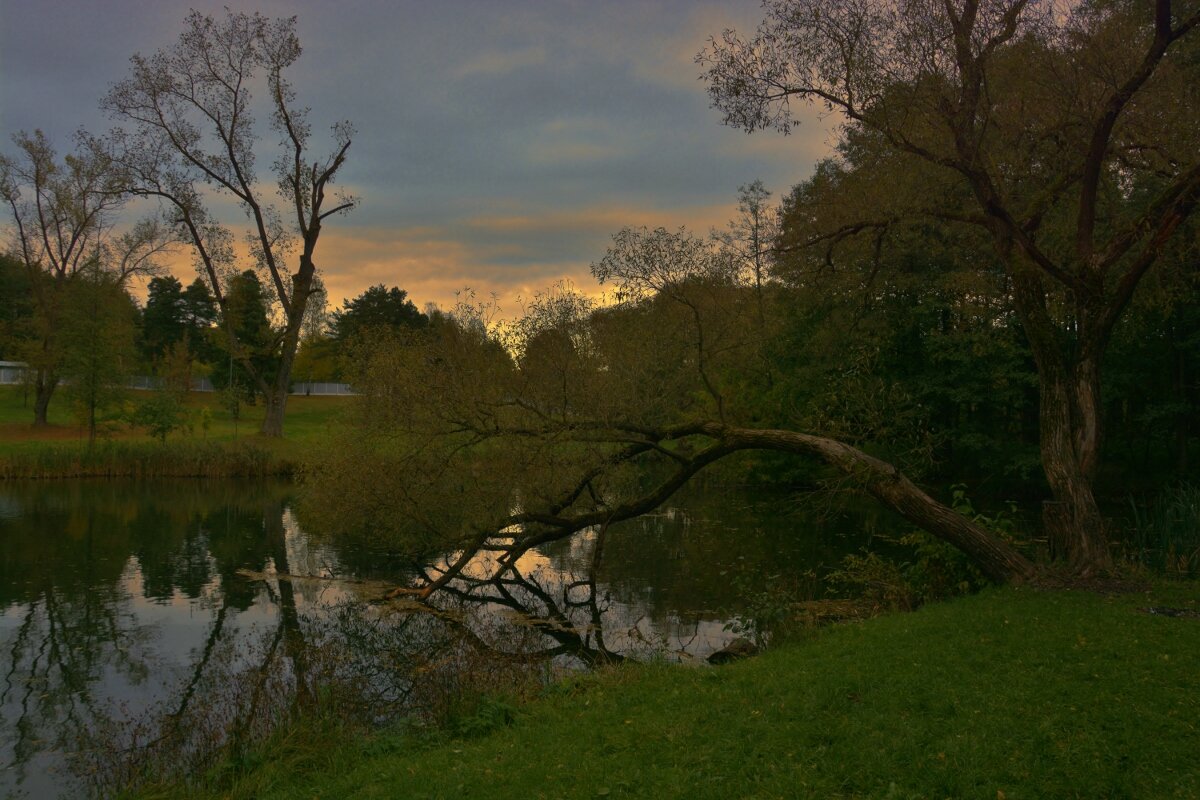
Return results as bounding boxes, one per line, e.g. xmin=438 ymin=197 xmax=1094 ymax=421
xmin=32 ymin=371 xmax=55 ymax=427
xmin=1036 ymin=356 xmax=1112 ymax=575
xmin=1008 ymin=270 xmax=1114 ymax=576
xmin=260 ymin=387 xmax=288 ymax=439
xmin=475 ymin=422 xmax=1040 ymax=592
xmin=257 ymin=272 xmax=308 ymax=438
xmin=711 ymin=425 xmax=1039 ymax=584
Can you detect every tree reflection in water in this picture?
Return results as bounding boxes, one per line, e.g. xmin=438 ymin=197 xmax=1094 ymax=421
xmin=0 ymin=481 xmax=880 ymax=798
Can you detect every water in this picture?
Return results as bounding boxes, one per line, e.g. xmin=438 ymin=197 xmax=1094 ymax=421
xmin=0 ymin=479 xmax=896 ymax=798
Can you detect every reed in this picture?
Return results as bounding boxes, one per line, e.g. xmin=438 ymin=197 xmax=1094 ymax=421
xmin=1127 ymin=483 xmax=1200 ymax=577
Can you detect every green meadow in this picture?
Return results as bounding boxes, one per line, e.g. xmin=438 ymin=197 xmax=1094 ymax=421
xmin=0 ymin=385 xmax=350 ymax=476
xmin=128 ymin=584 xmax=1200 ymax=800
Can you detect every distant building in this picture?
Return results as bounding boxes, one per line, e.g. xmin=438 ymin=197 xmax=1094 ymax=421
xmin=0 ymin=361 xmax=28 ymax=385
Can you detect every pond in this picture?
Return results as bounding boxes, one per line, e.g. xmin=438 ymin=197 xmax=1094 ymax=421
xmin=0 ymin=479 xmax=900 ymax=798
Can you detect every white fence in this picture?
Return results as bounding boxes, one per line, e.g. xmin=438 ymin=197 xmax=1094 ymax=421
xmin=126 ymin=375 xmax=217 ymax=392
xmin=290 ymin=382 xmax=355 ymax=396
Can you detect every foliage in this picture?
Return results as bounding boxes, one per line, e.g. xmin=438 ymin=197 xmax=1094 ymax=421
xmin=211 ymin=271 xmax=276 ymax=404
xmin=828 ymin=486 xmax=1022 ymax=608
xmin=0 ymin=128 xmax=168 ymax=423
xmin=133 ymin=391 xmax=188 ymax=443
xmin=0 ymin=253 xmax=34 ymax=361
xmin=699 ymin=0 xmax=1200 ymax=571
xmin=59 ymin=266 xmax=139 ymax=443
xmin=1125 ymin=484 xmax=1200 ymax=577
xmin=306 ymin=225 xmax=1037 ymax=585
xmin=722 ymin=566 xmax=818 ymax=648
xmin=141 ymin=276 xmax=186 ymax=365
xmin=330 ymin=285 xmax=427 ymax=346
xmin=1103 ymin=230 xmax=1200 ymax=489
xmin=290 ymin=335 xmax=340 ymax=384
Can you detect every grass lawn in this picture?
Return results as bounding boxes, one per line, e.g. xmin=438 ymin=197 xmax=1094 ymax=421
xmin=0 ymin=385 xmax=352 ymax=472
xmin=143 ymin=583 xmax=1200 ymax=800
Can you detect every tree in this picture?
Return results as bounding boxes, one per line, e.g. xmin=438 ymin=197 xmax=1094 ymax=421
xmin=141 ymin=275 xmax=219 ymax=382
xmin=698 ymin=0 xmax=1200 ymax=575
xmin=211 ymin=270 xmax=276 ymax=403
xmin=0 ymin=130 xmax=168 ymax=424
xmin=330 ymin=285 xmax=428 ymax=346
xmin=141 ymin=276 xmax=186 ymax=366
xmin=180 ymin=277 xmax=219 ymax=365
xmin=0 ymin=253 xmax=34 ymax=361
xmin=714 ymin=180 xmax=778 ymax=324
xmin=59 ymin=263 xmax=138 ymax=444
xmin=306 ymin=230 xmax=1037 ymax=601
xmin=103 ymin=9 xmax=355 ymax=437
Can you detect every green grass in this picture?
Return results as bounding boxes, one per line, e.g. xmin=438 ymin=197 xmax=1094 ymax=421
xmin=137 ymin=583 xmax=1200 ymax=800
xmin=0 ymin=385 xmax=351 ymax=475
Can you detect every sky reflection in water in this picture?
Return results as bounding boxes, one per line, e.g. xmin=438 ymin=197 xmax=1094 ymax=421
xmin=0 ymin=479 xmax=892 ymax=798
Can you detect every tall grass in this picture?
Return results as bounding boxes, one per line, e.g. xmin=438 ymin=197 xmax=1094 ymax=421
xmin=1127 ymin=483 xmax=1200 ymax=577
xmin=0 ymin=440 xmax=289 ymax=479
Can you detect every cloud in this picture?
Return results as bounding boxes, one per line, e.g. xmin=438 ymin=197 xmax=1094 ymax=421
xmin=280 ymin=198 xmax=748 ymax=317
xmin=5 ymin=0 xmax=841 ymax=326
xmin=453 ymin=45 xmax=548 ymax=79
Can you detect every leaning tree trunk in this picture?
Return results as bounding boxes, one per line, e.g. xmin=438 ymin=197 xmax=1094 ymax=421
xmin=410 ymin=419 xmax=1042 ymax=604
xmin=717 ymin=426 xmax=1039 ymax=583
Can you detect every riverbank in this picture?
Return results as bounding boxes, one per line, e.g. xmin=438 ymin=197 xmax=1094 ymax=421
xmin=136 ymin=582 xmax=1200 ymax=800
xmin=0 ymin=387 xmax=350 ymax=477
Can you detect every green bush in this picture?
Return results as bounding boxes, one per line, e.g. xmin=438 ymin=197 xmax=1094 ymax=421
xmin=828 ymin=485 xmax=1022 ymax=608
xmin=133 ymin=391 xmax=188 ymax=442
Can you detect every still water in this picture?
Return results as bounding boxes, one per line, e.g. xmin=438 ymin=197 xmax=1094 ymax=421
xmin=0 ymin=479 xmax=896 ymax=798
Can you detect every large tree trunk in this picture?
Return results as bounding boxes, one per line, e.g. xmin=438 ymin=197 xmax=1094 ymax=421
xmin=258 ymin=304 xmax=304 ymax=439
xmin=257 ymin=266 xmax=315 ymax=439
xmin=260 ymin=387 xmax=288 ymax=439
xmin=1009 ymin=270 xmax=1114 ymax=577
xmin=32 ymin=371 xmax=55 ymax=427
xmin=1037 ymin=357 xmax=1113 ymax=575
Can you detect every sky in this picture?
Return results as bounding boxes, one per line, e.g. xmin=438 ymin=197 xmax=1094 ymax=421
xmin=0 ymin=0 xmax=835 ymax=316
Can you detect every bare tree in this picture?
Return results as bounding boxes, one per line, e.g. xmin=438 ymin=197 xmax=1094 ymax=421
xmin=0 ymin=130 xmax=169 ymax=425
xmin=714 ymin=180 xmax=778 ymax=324
xmin=102 ymin=9 xmax=356 ymax=437
xmin=699 ymin=0 xmax=1200 ymax=575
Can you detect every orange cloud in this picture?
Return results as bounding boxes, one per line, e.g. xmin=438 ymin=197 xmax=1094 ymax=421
xmin=139 ymin=198 xmax=773 ymax=320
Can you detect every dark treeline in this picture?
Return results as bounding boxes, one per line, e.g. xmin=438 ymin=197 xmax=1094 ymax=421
xmin=764 ymin=191 xmax=1200 ymax=498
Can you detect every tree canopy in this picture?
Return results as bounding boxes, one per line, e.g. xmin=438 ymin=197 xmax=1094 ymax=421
xmin=698 ymin=0 xmax=1200 ymax=574
xmin=330 ymin=285 xmax=428 ymax=345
